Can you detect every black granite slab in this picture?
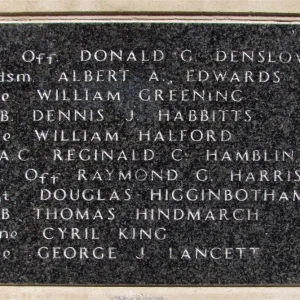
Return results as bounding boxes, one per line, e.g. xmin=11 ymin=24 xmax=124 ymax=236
xmin=0 ymin=23 xmax=299 ymax=284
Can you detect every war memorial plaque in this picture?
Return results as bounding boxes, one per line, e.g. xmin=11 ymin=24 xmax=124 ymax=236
xmin=0 ymin=23 xmax=299 ymax=285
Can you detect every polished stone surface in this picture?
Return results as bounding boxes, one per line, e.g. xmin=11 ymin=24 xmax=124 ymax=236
xmin=0 ymin=24 xmax=299 ymax=284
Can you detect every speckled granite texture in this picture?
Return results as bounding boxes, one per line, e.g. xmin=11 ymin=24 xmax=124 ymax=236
xmin=0 ymin=24 xmax=299 ymax=284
